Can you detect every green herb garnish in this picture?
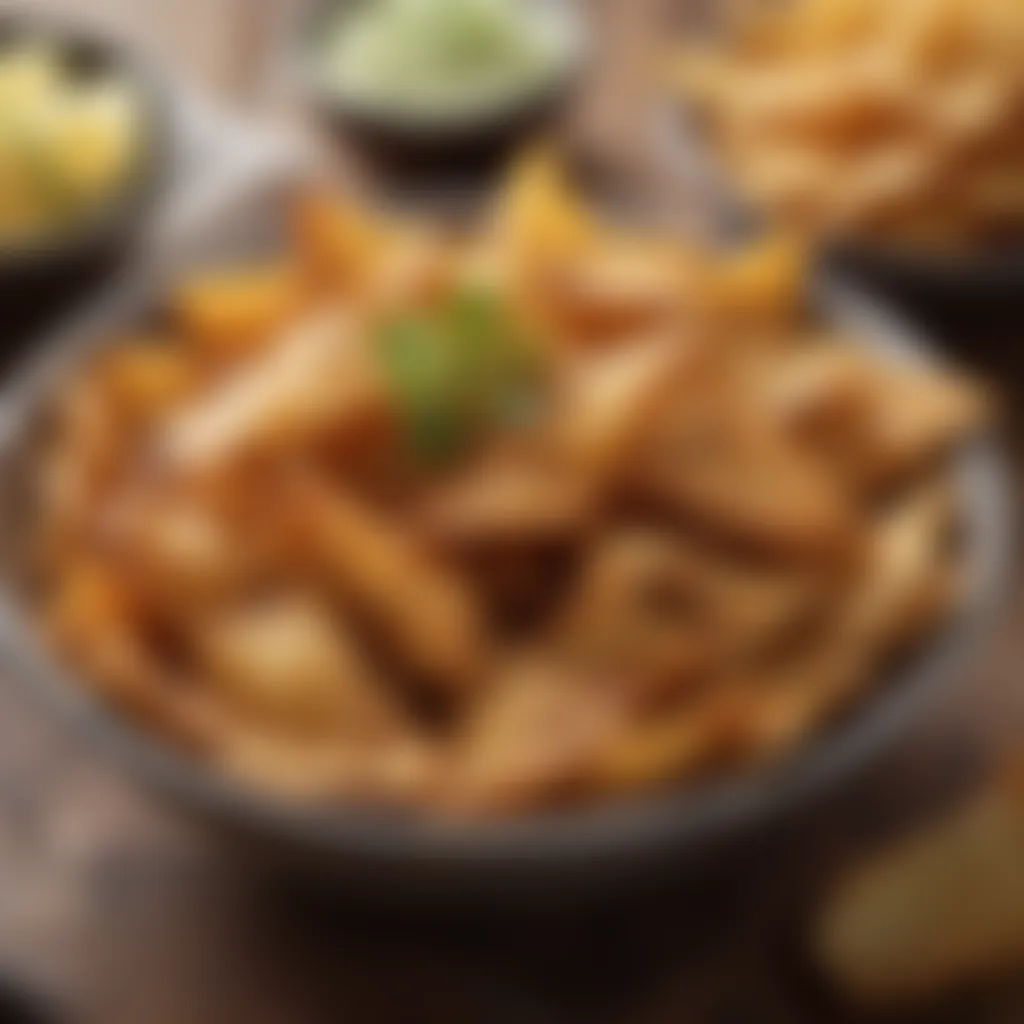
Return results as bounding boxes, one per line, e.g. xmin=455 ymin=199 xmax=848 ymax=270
xmin=377 ymin=286 xmax=543 ymax=465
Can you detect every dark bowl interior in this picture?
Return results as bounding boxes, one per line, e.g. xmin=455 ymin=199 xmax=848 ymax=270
xmin=821 ymin=239 xmax=1024 ymax=326
xmin=0 ymin=16 xmax=167 ymax=334
xmin=0 ymin=187 xmax=1010 ymax=907
xmin=295 ymin=0 xmax=585 ymax=178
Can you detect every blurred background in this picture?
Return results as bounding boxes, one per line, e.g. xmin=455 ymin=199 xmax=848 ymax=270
xmin=0 ymin=1 xmax=1022 ymax=1022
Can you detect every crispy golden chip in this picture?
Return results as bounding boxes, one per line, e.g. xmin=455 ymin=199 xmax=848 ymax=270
xmin=162 ymin=306 xmax=382 ymax=470
xmin=556 ymin=331 xmax=700 ymax=493
xmin=196 ymin=592 xmax=397 ymax=735
xmin=291 ymin=188 xmax=387 ymax=290
xmin=173 ymin=261 xmax=307 ymax=356
xmin=292 ymin=474 xmax=485 ymax=695
xmin=98 ymin=341 xmax=197 ymax=419
xmin=214 ymin=726 xmax=440 ymax=804
xmin=419 ymin=449 xmax=590 ymax=547
xmin=451 ymin=656 xmax=633 ymax=814
xmin=633 ymin=387 xmax=859 ymax=561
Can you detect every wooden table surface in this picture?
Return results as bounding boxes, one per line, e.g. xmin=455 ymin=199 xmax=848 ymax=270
xmin=2 ymin=2 xmax=1024 ymax=1022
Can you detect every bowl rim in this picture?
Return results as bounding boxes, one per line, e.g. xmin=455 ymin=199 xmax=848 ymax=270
xmin=0 ymin=263 xmax=1011 ymax=874
xmin=289 ymin=0 xmax=589 ymax=139
xmin=0 ymin=12 xmax=169 ymax=271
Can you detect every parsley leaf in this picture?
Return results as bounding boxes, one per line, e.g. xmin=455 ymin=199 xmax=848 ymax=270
xmin=377 ymin=286 xmax=543 ymax=465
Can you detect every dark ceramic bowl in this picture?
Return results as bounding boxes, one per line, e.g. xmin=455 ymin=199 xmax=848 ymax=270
xmin=0 ymin=195 xmax=1009 ymax=908
xmin=0 ymin=16 xmax=167 ymax=331
xmin=293 ymin=0 xmax=586 ymax=176
xmin=822 ymin=239 xmax=1024 ymax=326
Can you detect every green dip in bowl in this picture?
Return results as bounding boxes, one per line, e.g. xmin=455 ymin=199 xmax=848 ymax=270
xmin=303 ymin=0 xmax=585 ymax=170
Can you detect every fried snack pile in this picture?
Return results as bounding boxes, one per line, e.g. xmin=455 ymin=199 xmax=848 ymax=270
xmin=32 ymin=153 xmax=986 ymax=816
xmin=670 ymin=0 xmax=1024 ymax=248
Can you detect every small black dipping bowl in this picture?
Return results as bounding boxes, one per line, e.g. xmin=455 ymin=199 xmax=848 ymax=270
xmin=294 ymin=0 xmax=586 ymax=179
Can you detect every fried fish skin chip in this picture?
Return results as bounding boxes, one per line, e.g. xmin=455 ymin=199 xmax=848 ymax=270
xmin=291 ymin=187 xmax=389 ymax=290
xmin=632 ymin=389 xmax=860 ymax=563
xmin=553 ymin=530 xmax=715 ymax=703
xmin=418 ymin=448 xmax=590 ymax=547
xmin=492 ymin=147 xmax=597 ymax=268
xmin=755 ymin=339 xmax=991 ymax=493
xmin=555 ymin=331 xmax=701 ymax=495
xmin=538 ymin=241 xmax=699 ymax=342
xmin=162 ymin=306 xmax=382 ymax=471
xmin=290 ymin=474 xmax=486 ymax=696
xmin=729 ymin=482 xmax=960 ymax=760
xmin=45 ymin=556 xmax=137 ymax=655
xmin=97 ymin=341 xmax=198 ymax=420
xmin=449 ymin=656 xmax=634 ymax=814
xmin=173 ymin=261 xmax=308 ymax=356
xmin=707 ymin=234 xmax=807 ymax=325
xmin=196 ymin=592 xmax=397 ymax=735
xmin=213 ymin=725 xmax=442 ymax=805
xmin=84 ymin=631 xmax=226 ymax=753
xmin=45 ymin=562 xmax=221 ymax=752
